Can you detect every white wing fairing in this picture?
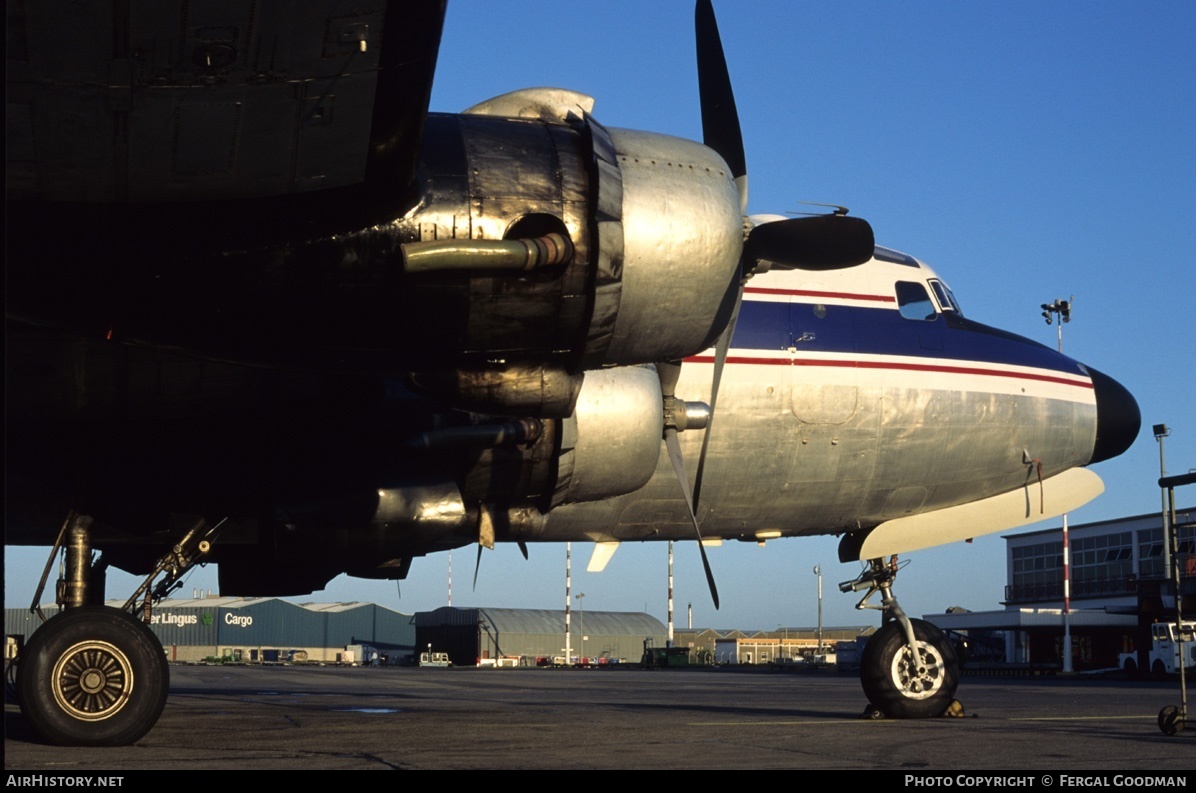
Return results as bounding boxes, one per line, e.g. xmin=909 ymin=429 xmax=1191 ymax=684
xmin=847 ymin=467 xmax=1105 ymax=560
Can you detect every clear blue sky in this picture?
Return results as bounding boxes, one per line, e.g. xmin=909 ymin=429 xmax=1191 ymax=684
xmin=6 ymin=1 xmax=1195 ymax=632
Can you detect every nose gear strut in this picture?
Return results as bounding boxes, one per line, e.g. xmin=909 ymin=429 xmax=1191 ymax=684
xmin=841 ymin=556 xmax=962 ymax=719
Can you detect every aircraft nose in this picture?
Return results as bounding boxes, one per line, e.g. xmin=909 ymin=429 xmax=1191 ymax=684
xmin=1087 ymin=366 xmax=1141 ymax=463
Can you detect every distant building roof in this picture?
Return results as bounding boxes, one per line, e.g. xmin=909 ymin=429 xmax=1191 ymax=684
xmin=1004 ymin=507 xmax=1194 ymax=541
xmin=924 ymin=608 xmax=1137 ymax=632
xmin=55 ymin=597 xmax=413 ymax=616
xmin=98 ymin=596 xmax=276 ymax=609
xmin=298 ymin=602 xmax=381 ymax=614
xmin=415 ymin=606 xmax=665 ymax=636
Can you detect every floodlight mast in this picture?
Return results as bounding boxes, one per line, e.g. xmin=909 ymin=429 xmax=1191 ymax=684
xmin=1154 ymin=424 xmax=1171 ymax=571
xmin=1042 ymin=298 xmax=1074 ymax=673
xmin=814 ymin=564 xmax=823 ymax=653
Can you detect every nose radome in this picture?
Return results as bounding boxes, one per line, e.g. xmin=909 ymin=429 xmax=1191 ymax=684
xmin=1087 ymin=366 xmax=1141 ymax=464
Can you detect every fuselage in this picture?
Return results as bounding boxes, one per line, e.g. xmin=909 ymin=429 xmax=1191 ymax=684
xmin=532 ymin=244 xmax=1137 ymax=546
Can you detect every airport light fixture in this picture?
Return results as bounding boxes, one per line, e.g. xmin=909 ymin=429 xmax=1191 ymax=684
xmin=1040 ymin=299 xmax=1071 ymax=325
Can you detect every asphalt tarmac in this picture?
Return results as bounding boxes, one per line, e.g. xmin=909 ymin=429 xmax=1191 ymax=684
xmin=4 ymin=665 xmax=1194 ymax=771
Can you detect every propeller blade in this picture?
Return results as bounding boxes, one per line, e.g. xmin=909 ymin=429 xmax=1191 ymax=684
xmin=657 ymin=359 xmax=683 ymax=398
xmin=518 ymin=541 xmax=529 ymax=560
xmin=745 ymin=214 xmax=875 ymax=270
xmin=473 ymin=544 xmax=482 ymax=591
xmin=696 ymin=0 xmax=747 ymax=213
xmin=692 ymin=280 xmax=743 ymax=510
xmin=665 ymin=426 xmax=720 ymax=609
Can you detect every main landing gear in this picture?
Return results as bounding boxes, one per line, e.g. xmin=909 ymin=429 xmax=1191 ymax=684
xmin=13 ymin=513 xmax=220 ymax=745
xmin=17 ymin=605 xmax=169 ymax=746
xmin=841 ymin=556 xmax=960 ymax=719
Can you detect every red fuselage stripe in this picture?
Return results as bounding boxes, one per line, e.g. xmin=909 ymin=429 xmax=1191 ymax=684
xmin=683 ymin=355 xmax=1095 ymax=389
xmin=743 ymin=287 xmax=896 ymax=303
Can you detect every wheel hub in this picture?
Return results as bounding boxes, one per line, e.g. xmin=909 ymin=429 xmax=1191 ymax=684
xmin=51 ymin=640 xmax=135 ymax=722
xmin=80 ymin=669 xmax=107 ymax=695
xmin=892 ymin=643 xmax=945 ymax=700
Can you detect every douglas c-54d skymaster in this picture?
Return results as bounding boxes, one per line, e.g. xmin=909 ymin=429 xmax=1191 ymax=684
xmin=4 ymin=0 xmax=1140 ymax=745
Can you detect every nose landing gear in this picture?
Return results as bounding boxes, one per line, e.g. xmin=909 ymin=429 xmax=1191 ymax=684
xmin=841 ymin=556 xmax=960 ymax=719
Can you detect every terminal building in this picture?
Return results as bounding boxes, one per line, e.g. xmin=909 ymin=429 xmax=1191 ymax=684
xmin=926 ymin=505 xmax=1194 ymax=671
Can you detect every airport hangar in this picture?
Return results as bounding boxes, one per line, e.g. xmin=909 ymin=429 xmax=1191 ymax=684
xmin=5 ymin=598 xmax=417 ymax=665
xmin=5 ymin=600 xmax=668 ymax=667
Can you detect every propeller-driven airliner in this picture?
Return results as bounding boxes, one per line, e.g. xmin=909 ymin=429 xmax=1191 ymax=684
xmin=4 ymin=0 xmax=1139 ymax=745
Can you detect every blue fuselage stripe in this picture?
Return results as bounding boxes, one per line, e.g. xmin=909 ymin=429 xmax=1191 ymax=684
xmin=728 ymin=299 xmax=1082 ymax=376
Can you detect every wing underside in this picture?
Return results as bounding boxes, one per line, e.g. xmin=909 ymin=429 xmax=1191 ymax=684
xmin=7 ymin=0 xmax=447 ymax=245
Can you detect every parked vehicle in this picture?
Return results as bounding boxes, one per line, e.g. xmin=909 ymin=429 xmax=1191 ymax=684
xmin=1119 ymin=621 xmax=1195 ymax=677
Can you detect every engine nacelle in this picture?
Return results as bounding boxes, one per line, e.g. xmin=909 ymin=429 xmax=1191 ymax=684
xmin=394 ymin=90 xmax=743 ymax=370
xmin=552 ymin=366 xmax=664 ymax=505
xmin=413 ymin=365 xmax=665 ymax=508
xmin=213 ymin=366 xmax=664 ymax=593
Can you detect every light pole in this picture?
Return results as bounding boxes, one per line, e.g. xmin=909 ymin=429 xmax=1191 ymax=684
xmin=1155 ymin=424 xmax=1171 ymax=572
xmin=813 ymin=564 xmax=823 ymax=654
xmin=667 ymin=541 xmax=674 ymax=646
xmin=1042 ymin=298 xmax=1073 ymax=673
xmin=564 ymin=542 xmax=572 ymax=665
xmin=576 ymin=593 xmax=586 ymax=664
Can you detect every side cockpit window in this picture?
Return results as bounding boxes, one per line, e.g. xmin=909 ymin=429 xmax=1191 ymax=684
xmin=929 ymin=279 xmax=963 ymax=316
xmin=896 ymin=281 xmax=937 ymax=321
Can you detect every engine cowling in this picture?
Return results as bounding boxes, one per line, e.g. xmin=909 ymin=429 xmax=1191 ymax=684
xmin=551 ymin=366 xmax=664 ymax=505
xmin=393 ymin=90 xmax=743 ymax=370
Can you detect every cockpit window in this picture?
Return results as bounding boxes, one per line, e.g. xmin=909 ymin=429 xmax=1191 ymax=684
xmin=896 ymin=281 xmax=937 ymax=321
xmin=929 ymin=279 xmax=963 ymax=316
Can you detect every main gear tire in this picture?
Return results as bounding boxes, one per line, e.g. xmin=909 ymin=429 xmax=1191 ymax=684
xmin=860 ymin=618 xmax=958 ymax=719
xmin=17 ymin=606 xmax=169 ymax=746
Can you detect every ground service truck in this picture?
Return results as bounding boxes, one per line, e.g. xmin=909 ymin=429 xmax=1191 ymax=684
xmin=1120 ymin=621 xmax=1195 ymax=676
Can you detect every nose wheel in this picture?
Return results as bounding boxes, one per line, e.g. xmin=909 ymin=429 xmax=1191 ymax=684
xmin=860 ymin=618 xmax=958 ymax=718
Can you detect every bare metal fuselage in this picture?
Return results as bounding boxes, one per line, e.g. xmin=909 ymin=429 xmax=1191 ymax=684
xmin=532 ymin=252 xmax=1105 ymax=553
